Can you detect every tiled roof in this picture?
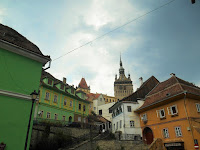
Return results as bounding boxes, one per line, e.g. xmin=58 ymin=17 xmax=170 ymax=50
xmin=120 ymin=76 xmax=159 ymax=102
xmin=86 ymin=93 xmax=100 ymax=101
xmin=78 ymin=78 xmax=89 ymax=89
xmin=138 ymin=75 xmax=200 ymax=110
xmin=0 ymin=23 xmax=48 ymax=57
xmin=97 ymin=115 xmax=110 ymax=123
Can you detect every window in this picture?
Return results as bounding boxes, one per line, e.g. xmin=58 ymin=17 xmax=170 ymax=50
xmin=175 ymin=127 xmax=182 ymax=137
xmin=79 ymin=104 xmax=81 ymax=110
xmin=78 ymin=117 xmax=81 ymax=122
xmin=45 ymin=92 xmax=50 ymax=100
xmin=196 ymin=103 xmax=200 ymax=112
xmin=113 ymin=100 xmax=114 ymax=102
xmin=99 ymin=110 xmax=102 ymax=115
xmin=127 ymin=106 xmax=132 ymax=112
xmin=60 ymin=84 xmax=64 ymax=90
xmin=48 ymin=79 xmax=52 ymax=85
xmin=47 ymin=112 xmax=51 ymax=119
xmin=157 ymin=109 xmax=165 ymax=119
xmin=114 ymin=124 xmax=115 ymax=130
xmin=120 ymin=120 xmax=122 ymax=128
xmin=83 ymin=105 xmax=86 ymax=112
xmin=94 ymin=107 xmax=96 ymax=110
xmin=71 ymin=88 xmax=74 ymax=94
xmin=168 ymin=105 xmax=178 ymax=115
xmin=110 ymin=99 xmax=111 ymax=102
xmin=63 ymin=116 xmax=66 ymax=121
xmin=39 ymin=110 xmax=43 ymax=117
xmin=130 ymin=120 xmax=134 ymax=128
xmin=54 ymin=114 xmax=58 ymax=120
xmin=70 ymin=101 xmax=72 ymax=107
xmin=64 ymin=99 xmax=67 ymax=106
xmin=142 ymin=113 xmax=147 ymax=121
xmin=163 ymin=128 xmax=169 ymax=138
xmin=53 ymin=95 xmax=58 ymax=103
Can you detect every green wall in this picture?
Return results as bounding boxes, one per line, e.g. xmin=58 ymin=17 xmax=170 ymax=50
xmin=0 ymin=48 xmax=43 ymax=150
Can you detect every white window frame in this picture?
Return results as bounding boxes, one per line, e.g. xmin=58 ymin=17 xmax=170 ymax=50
xmin=141 ymin=113 xmax=147 ymax=121
xmin=157 ymin=109 xmax=165 ymax=118
xmin=127 ymin=106 xmax=132 ymax=112
xmin=196 ymin=103 xmax=200 ymax=112
xmin=167 ymin=105 xmax=178 ymax=115
xmin=39 ymin=110 xmax=43 ymax=117
xmin=175 ymin=127 xmax=182 ymax=137
xmin=130 ymin=120 xmax=134 ymax=128
xmin=163 ymin=128 xmax=169 ymax=138
xmin=53 ymin=95 xmax=58 ymax=103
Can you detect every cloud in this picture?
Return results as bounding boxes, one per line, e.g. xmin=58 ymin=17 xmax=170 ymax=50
xmin=0 ymin=8 xmax=6 ymax=23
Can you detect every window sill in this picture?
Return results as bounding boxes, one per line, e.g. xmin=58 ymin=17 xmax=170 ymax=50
xmin=160 ymin=117 xmax=166 ymax=120
xmin=171 ymin=114 xmax=178 ymax=117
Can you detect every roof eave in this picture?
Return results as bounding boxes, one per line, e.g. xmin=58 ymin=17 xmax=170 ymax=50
xmin=0 ymin=39 xmax=51 ymax=65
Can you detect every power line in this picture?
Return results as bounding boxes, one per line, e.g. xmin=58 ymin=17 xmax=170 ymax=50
xmin=53 ymin=0 xmax=176 ymax=61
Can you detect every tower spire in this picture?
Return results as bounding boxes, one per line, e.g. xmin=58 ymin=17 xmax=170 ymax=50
xmin=120 ymin=53 xmax=122 ymax=67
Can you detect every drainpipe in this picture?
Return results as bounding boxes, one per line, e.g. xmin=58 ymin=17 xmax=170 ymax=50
xmin=183 ymin=91 xmax=195 ymax=144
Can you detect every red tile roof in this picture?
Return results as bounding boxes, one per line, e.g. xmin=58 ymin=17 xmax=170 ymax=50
xmin=78 ymin=78 xmax=89 ymax=89
xmin=138 ymin=75 xmax=200 ymax=110
xmin=86 ymin=93 xmax=100 ymax=101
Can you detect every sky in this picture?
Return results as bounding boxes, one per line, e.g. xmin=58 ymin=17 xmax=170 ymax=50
xmin=0 ymin=0 xmax=200 ymax=96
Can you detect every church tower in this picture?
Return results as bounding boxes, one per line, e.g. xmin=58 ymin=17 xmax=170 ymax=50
xmin=114 ymin=55 xmax=133 ymax=100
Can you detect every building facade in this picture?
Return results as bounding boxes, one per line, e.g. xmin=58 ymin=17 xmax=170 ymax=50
xmin=114 ymin=56 xmax=133 ymax=100
xmin=135 ymin=74 xmax=200 ymax=150
xmin=34 ymin=71 xmax=90 ymax=125
xmin=103 ymin=94 xmax=118 ymax=103
xmin=0 ymin=24 xmax=50 ymax=150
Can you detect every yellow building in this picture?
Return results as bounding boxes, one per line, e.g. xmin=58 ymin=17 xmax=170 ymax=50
xmin=103 ymin=94 xmax=117 ymax=104
xmin=135 ymin=74 xmax=200 ymax=150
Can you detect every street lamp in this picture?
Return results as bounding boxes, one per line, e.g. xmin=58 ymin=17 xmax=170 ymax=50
xmin=24 ymin=90 xmax=38 ymax=150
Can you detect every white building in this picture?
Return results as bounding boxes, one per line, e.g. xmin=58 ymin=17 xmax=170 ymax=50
xmin=109 ymin=100 xmax=144 ymax=140
xmin=98 ymin=102 xmax=115 ymax=121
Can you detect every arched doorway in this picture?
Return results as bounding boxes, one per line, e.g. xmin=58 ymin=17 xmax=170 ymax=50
xmin=143 ymin=127 xmax=154 ymax=145
xmin=69 ymin=116 xmax=72 ymax=123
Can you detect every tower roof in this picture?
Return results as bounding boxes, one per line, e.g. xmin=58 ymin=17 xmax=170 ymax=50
xmin=78 ymin=78 xmax=89 ymax=89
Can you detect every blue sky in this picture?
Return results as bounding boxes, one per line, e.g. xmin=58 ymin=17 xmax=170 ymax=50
xmin=1 ymin=0 xmax=200 ymax=96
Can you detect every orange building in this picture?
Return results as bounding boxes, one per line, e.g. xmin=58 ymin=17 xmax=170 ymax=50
xmin=135 ymin=74 xmax=200 ymax=150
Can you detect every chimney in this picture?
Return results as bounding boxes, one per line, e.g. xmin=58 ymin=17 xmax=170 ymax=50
xmin=63 ymin=77 xmax=66 ymax=84
xmin=170 ymin=73 xmax=176 ymax=76
xmin=139 ymin=77 xmax=143 ymax=86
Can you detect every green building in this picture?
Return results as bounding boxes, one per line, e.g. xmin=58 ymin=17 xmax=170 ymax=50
xmin=0 ymin=24 xmax=51 ymax=150
xmin=34 ymin=70 xmax=90 ymax=125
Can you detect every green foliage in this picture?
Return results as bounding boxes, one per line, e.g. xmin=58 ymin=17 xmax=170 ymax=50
xmin=96 ymin=145 xmax=101 ymax=150
xmin=121 ymin=146 xmax=125 ymax=150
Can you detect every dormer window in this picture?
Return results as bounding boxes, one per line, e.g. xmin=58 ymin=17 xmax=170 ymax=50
xmin=61 ymin=84 xmax=64 ymax=90
xmin=71 ymin=88 xmax=74 ymax=94
xmin=48 ymin=79 xmax=52 ymax=85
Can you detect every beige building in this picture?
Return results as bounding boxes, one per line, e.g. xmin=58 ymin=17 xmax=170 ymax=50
xmin=114 ymin=56 xmax=133 ymax=100
xmin=103 ymin=94 xmax=117 ymax=104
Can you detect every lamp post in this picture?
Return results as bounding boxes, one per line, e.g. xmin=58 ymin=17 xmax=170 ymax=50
xmin=24 ymin=90 xmax=38 ymax=150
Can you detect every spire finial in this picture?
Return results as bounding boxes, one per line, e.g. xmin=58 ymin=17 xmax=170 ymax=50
xmin=120 ymin=53 xmax=122 ymax=67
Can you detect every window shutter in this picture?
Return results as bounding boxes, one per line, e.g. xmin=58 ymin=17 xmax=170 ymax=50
xmin=167 ymin=107 xmax=171 ymax=115
xmin=156 ymin=110 xmax=159 ymax=118
xmin=175 ymin=105 xmax=178 ymax=114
